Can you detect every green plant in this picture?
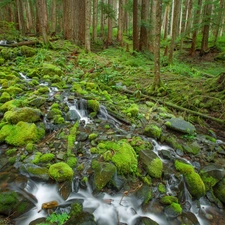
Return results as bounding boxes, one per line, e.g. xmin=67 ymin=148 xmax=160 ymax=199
xmin=37 ymin=212 xmax=70 ymax=225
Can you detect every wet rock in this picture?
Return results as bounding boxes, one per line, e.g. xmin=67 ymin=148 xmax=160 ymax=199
xmin=164 ymin=202 xmax=182 ymax=218
xmin=214 ymin=178 xmax=225 ymax=203
xmin=27 ymin=96 xmax=47 ymax=107
xmin=58 ymin=180 xmax=72 ymax=200
xmin=20 ymin=163 xmax=49 ymax=181
xmin=48 ymin=162 xmax=74 ymax=182
xmin=135 ymin=184 xmax=152 ymax=205
xmin=133 ymin=216 xmax=159 ymax=225
xmin=91 ymin=160 xmax=117 ymax=191
xmin=165 ymin=118 xmax=196 ymax=135
xmin=180 ymin=212 xmax=200 ymax=225
xmin=144 ymin=124 xmax=162 ymax=139
xmin=0 ymin=190 xmax=35 ymax=218
xmin=139 ymin=150 xmax=163 ymax=178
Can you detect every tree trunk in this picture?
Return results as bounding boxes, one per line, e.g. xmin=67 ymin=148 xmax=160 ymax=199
xmin=51 ymin=0 xmax=57 ymax=34
xmin=85 ymin=0 xmax=91 ymax=51
xmin=139 ymin=0 xmax=149 ymax=51
xmin=16 ymin=0 xmax=26 ymax=35
xmin=37 ymin=0 xmax=50 ymax=46
xmin=189 ymin=0 xmax=202 ymax=56
xmin=92 ymin=0 xmax=98 ymax=42
xmin=169 ymin=0 xmax=180 ymax=64
xmin=100 ymin=0 xmax=105 ymax=38
xmin=117 ymin=0 xmax=124 ymax=45
xmin=107 ymin=0 xmax=113 ymax=46
xmin=133 ymin=0 xmax=139 ymax=51
xmin=151 ymin=0 xmax=163 ymax=92
xmin=200 ymin=1 xmax=212 ymax=56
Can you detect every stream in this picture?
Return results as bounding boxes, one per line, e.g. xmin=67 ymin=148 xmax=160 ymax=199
xmin=0 ymin=72 xmax=224 ymax=225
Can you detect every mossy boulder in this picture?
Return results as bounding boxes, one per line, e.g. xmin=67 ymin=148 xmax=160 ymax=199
xmin=48 ymin=162 xmax=74 ymax=182
xmin=87 ymin=99 xmax=100 ymax=112
xmin=165 ymin=118 xmax=196 ymax=135
xmin=160 ymin=196 xmax=178 ymax=205
xmin=0 ymin=191 xmax=34 ymax=218
xmin=0 ymin=92 xmax=10 ymax=103
xmin=41 ymin=63 xmax=63 ymax=76
xmin=135 ymin=184 xmax=152 ymax=205
xmin=213 ymin=178 xmax=225 ymax=203
xmin=5 ymin=86 xmax=23 ymax=96
xmin=0 ymin=99 xmax=23 ymax=112
xmin=144 ymin=124 xmax=162 ymax=139
xmin=92 ymin=160 xmax=117 ymax=191
xmin=39 ymin=153 xmax=55 ymax=163
xmin=124 ymin=103 xmax=139 ymax=117
xmin=0 ymin=122 xmax=45 ymax=146
xmin=164 ymin=202 xmax=182 ymax=218
xmin=3 ymin=107 xmax=42 ymax=124
xmin=129 ymin=136 xmax=153 ymax=153
xmin=0 ymin=57 xmax=4 ymax=65
xmin=95 ymin=140 xmax=138 ymax=174
xmin=139 ymin=150 xmax=163 ymax=178
xmin=175 ymin=160 xmax=205 ymax=198
xmin=20 ymin=46 xmax=36 ymax=57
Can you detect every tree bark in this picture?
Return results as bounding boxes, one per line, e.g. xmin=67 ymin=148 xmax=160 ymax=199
xmin=151 ymin=0 xmax=162 ymax=92
xmin=117 ymin=0 xmax=124 ymax=45
xmin=92 ymin=0 xmax=98 ymax=42
xmin=85 ymin=0 xmax=91 ymax=51
xmin=133 ymin=0 xmax=139 ymax=51
xmin=107 ymin=0 xmax=113 ymax=46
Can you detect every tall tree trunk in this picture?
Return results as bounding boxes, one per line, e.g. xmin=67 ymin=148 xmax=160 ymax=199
xmin=180 ymin=0 xmax=189 ymax=50
xmin=169 ymin=0 xmax=180 ymax=64
xmin=51 ymin=0 xmax=57 ymax=34
xmin=139 ymin=0 xmax=149 ymax=51
xmin=200 ymin=1 xmax=212 ymax=56
xmin=92 ymin=0 xmax=98 ymax=42
xmin=16 ymin=0 xmax=26 ymax=35
xmin=190 ymin=0 xmax=202 ymax=56
xmin=133 ymin=0 xmax=139 ymax=51
xmin=37 ymin=0 xmax=50 ymax=45
xmin=85 ymin=0 xmax=91 ymax=51
xmin=151 ymin=0 xmax=163 ymax=92
xmin=79 ymin=0 xmax=85 ymax=44
xmin=100 ymin=0 xmax=105 ymax=38
xmin=186 ymin=0 xmax=193 ymax=36
xmin=107 ymin=0 xmax=113 ymax=46
xmin=117 ymin=0 xmax=124 ymax=45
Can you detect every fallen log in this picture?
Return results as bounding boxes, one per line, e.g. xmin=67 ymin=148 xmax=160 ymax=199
xmin=119 ymin=88 xmax=225 ymax=125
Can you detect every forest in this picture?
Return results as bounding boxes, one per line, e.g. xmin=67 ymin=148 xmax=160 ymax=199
xmin=0 ymin=0 xmax=225 ymax=225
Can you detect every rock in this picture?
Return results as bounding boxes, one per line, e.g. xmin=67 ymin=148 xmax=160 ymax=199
xmin=0 ymin=122 xmax=45 ymax=146
xmin=3 ymin=107 xmax=42 ymax=124
xmin=144 ymin=124 xmax=162 ymax=139
xmin=133 ymin=216 xmax=159 ymax=225
xmin=139 ymin=150 xmax=163 ymax=178
xmin=135 ymin=184 xmax=152 ymax=205
xmin=48 ymin=162 xmax=74 ymax=182
xmin=165 ymin=118 xmax=196 ymax=134
xmin=0 ymin=92 xmax=11 ymax=103
xmin=164 ymin=202 xmax=182 ymax=218
xmin=41 ymin=200 xmax=58 ymax=210
xmin=91 ymin=160 xmax=117 ymax=191
xmin=175 ymin=160 xmax=205 ymax=199
xmin=214 ymin=178 xmax=225 ymax=203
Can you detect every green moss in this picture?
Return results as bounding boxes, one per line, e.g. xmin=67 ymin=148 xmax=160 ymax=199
xmin=0 ymin=91 xmax=11 ymax=103
xmin=87 ymin=99 xmax=100 ymax=112
xmin=39 ymin=153 xmax=55 ymax=163
xmin=3 ymin=107 xmax=42 ymax=124
xmin=5 ymin=86 xmax=23 ymax=96
xmin=88 ymin=133 xmax=98 ymax=140
xmin=5 ymin=148 xmax=17 ymax=156
xmin=124 ymin=104 xmax=139 ymax=117
xmin=158 ymin=183 xmax=166 ymax=193
xmin=48 ymin=162 xmax=74 ymax=182
xmin=147 ymin=157 xmax=163 ymax=178
xmin=0 ymin=99 xmax=23 ymax=112
xmin=200 ymin=173 xmax=218 ymax=191
xmin=20 ymin=46 xmax=36 ymax=57
xmin=0 ymin=122 xmax=45 ymax=146
xmin=70 ymin=202 xmax=83 ymax=217
xmin=37 ymin=86 xmax=49 ymax=94
xmin=47 ymin=108 xmax=62 ymax=119
xmin=72 ymin=83 xmax=83 ymax=93
xmin=214 ymin=178 xmax=225 ymax=203
xmin=144 ymin=124 xmax=162 ymax=139
xmin=0 ymin=57 xmax=4 ymax=65
xmin=166 ymin=202 xmax=182 ymax=215
xmin=32 ymin=152 xmax=42 ymax=164
xmin=175 ymin=160 xmax=205 ymax=198
xmin=0 ymin=191 xmax=18 ymax=212
xmin=67 ymin=122 xmax=78 ymax=155
xmin=129 ymin=136 xmax=153 ymax=153
xmin=41 ymin=63 xmax=63 ymax=76
xmin=53 ymin=115 xmax=65 ymax=124
xmin=160 ymin=196 xmax=178 ymax=205
xmin=26 ymin=142 xmax=35 ymax=153
xmin=27 ymin=166 xmax=49 ymax=177
xmin=67 ymin=156 xmax=77 ymax=168
xmin=8 ymin=156 xmax=16 ymax=164
xmin=96 ymin=140 xmax=138 ymax=174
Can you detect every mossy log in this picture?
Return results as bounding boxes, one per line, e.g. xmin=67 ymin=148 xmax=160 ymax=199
xmin=119 ymin=88 xmax=225 ymax=125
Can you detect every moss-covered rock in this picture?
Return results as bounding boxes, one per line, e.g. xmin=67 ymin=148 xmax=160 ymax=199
xmin=160 ymin=196 xmax=178 ymax=205
xmin=213 ymin=178 xmax=225 ymax=203
xmin=39 ymin=153 xmax=55 ymax=163
xmin=3 ymin=107 xmax=42 ymax=124
xmin=129 ymin=136 xmax=153 ymax=153
xmin=92 ymin=160 xmax=117 ymax=191
xmin=164 ymin=202 xmax=182 ymax=218
xmin=135 ymin=184 xmax=152 ymax=205
xmin=0 ymin=122 xmax=45 ymax=146
xmin=20 ymin=46 xmax=36 ymax=57
xmin=87 ymin=99 xmax=100 ymax=112
xmin=95 ymin=140 xmax=138 ymax=174
xmin=0 ymin=92 xmax=10 ymax=103
xmin=41 ymin=63 xmax=63 ymax=76
xmin=0 ymin=99 xmax=22 ymax=112
xmin=175 ymin=160 xmax=205 ymax=198
xmin=124 ymin=103 xmax=139 ymax=117
xmin=5 ymin=86 xmax=23 ymax=96
xmin=144 ymin=124 xmax=162 ymax=139
xmin=20 ymin=164 xmax=49 ymax=180
xmin=139 ymin=150 xmax=163 ymax=178
xmin=48 ymin=162 xmax=74 ymax=182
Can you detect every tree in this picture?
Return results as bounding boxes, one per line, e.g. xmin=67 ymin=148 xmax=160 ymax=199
xmin=92 ymin=0 xmax=98 ymax=42
xmin=107 ymin=0 xmax=113 ymax=46
xmin=133 ymin=0 xmax=139 ymax=51
xmin=200 ymin=0 xmax=212 ymax=56
xmin=85 ymin=0 xmax=91 ymax=51
xmin=117 ymin=0 xmax=125 ymax=45
xmin=139 ymin=0 xmax=149 ymax=51
xmin=151 ymin=0 xmax=163 ymax=92
xmin=37 ymin=0 xmax=50 ymax=46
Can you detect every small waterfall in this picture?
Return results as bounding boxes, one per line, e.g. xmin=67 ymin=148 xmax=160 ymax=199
xmin=19 ymin=72 xmax=32 ymax=82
